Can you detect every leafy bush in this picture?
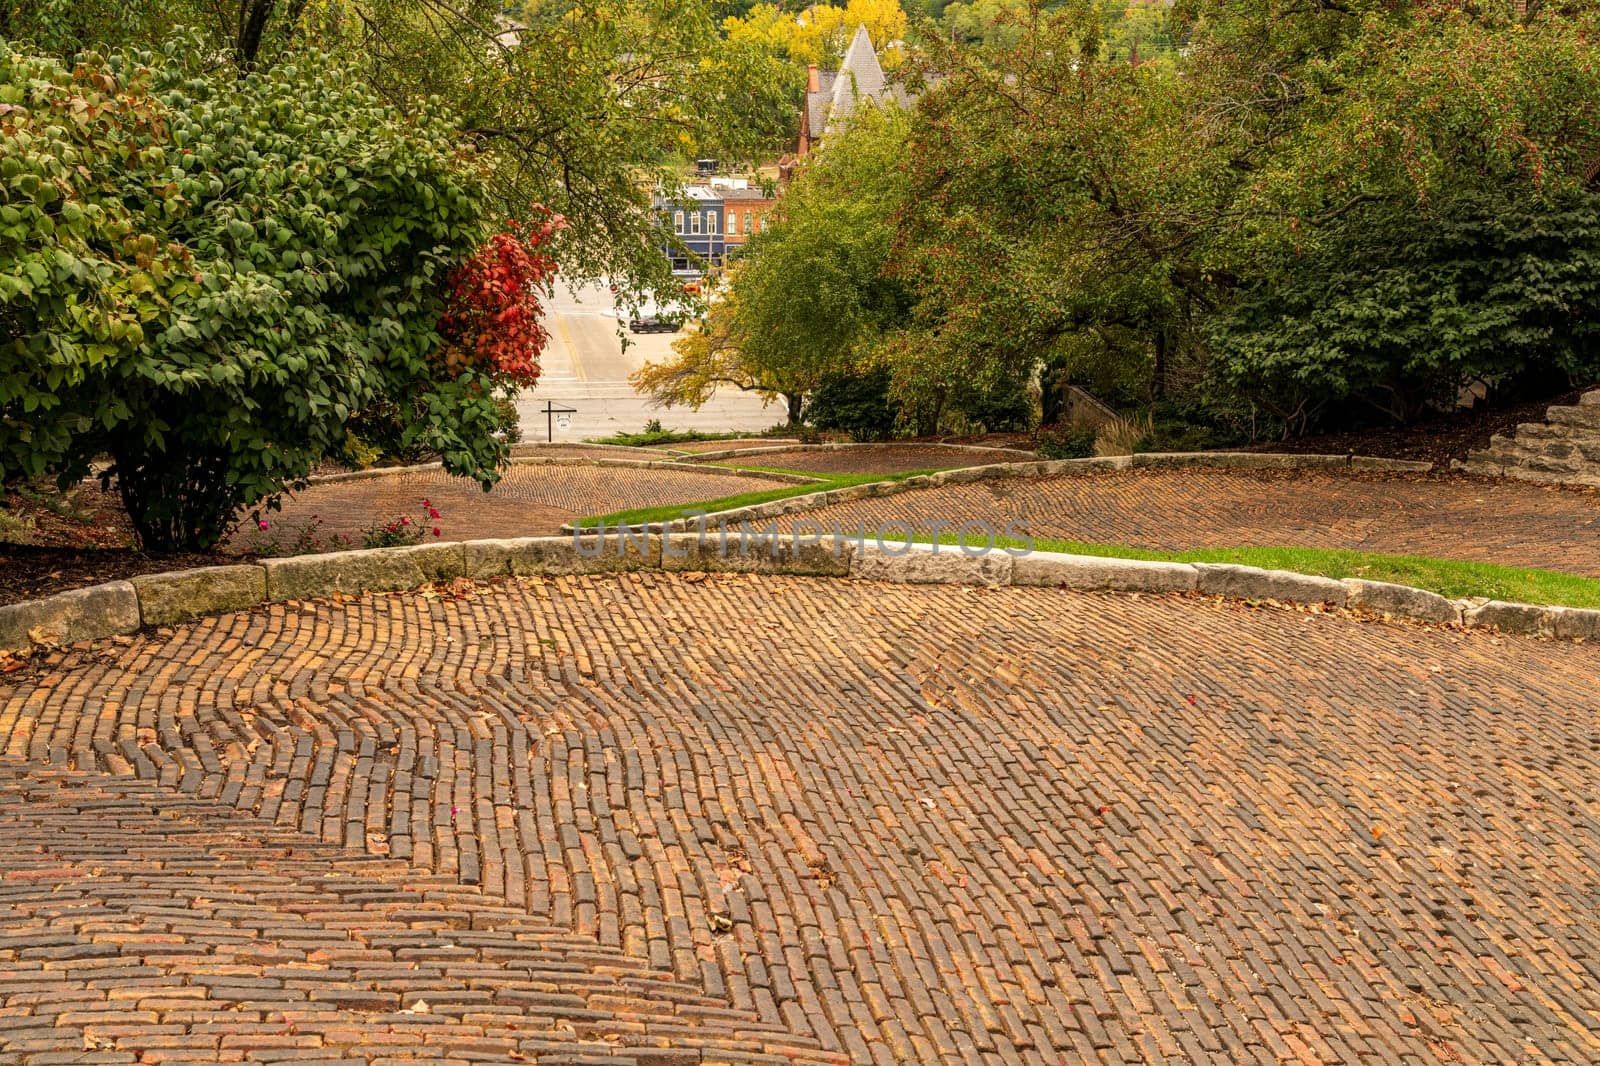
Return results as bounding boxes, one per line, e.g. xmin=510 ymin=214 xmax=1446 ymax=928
xmin=0 ymin=42 xmax=546 ymax=549
xmin=1130 ymin=398 xmax=1252 ymax=453
xmin=362 ymin=499 xmax=443 ymax=549
xmin=1210 ymin=193 xmax=1600 ymax=434
xmin=806 ymin=365 xmax=897 ymax=441
xmin=1034 ymin=425 xmax=1097 ymax=459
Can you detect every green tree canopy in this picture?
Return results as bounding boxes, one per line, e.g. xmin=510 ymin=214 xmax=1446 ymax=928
xmin=2 ymin=0 xmax=797 ymax=306
xmin=0 ymin=41 xmax=516 ymax=548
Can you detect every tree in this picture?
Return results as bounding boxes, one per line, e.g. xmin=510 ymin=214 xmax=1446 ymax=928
xmin=882 ymin=0 xmax=1600 ymax=437
xmin=888 ymin=3 xmax=1217 ymax=423
xmin=630 ymin=269 xmax=808 ymax=424
xmin=725 ymin=0 xmax=910 ymax=70
xmin=1198 ymin=0 xmax=1600 ymax=428
xmin=0 ymin=42 xmax=538 ymax=549
xmin=3 ymin=0 xmax=796 ymax=308
xmin=635 ymin=107 xmax=914 ymax=427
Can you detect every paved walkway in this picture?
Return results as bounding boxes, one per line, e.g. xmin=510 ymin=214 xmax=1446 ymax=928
xmin=5 ymin=575 xmax=1600 ymax=1063
xmin=776 ymin=468 xmax=1600 ymax=576
xmin=232 ymin=463 xmax=783 ymax=551
xmin=697 ymin=445 xmax=1027 ymax=475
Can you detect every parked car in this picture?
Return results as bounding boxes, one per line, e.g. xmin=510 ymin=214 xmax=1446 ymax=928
xmin=629 ymin=313 xmax=680 ymax=334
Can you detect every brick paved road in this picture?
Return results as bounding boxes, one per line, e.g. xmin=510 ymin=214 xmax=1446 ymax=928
xmin=233 ymin=464 xmax=784 ymax=551
xmin=5 ymin=575 xmax=1600 ymax=1062
xmin=699 ymin=445 xmax=1024 ymax=475
xmin=667 ymin=439 xmax=801 ymax=454
xmin=775 ymin=468 xmax=1600 ymax=576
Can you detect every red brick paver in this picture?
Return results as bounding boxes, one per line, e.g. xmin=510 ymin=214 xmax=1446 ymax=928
xmin=233 ymin=463 xmax=783 ymax=550
xmin=773 ymin=467 xmax=1600 ymax=575
xmin=700 ymin=444 xmax=1026 ymax=475
xmin=4 ymin=575 xmax=1600 ymax=1062
xmin=0 ymin=761 xmax=836 ymax=1064
xmin=510 ymin=443 xmax=673 ymax=459
xmin=667 ymin=439 xmax=801 ymax=454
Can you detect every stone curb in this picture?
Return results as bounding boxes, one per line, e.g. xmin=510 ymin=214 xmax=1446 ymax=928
xmin=9 ymin=509 xmax=1598 ymax=655
xmin=0 ymin=581 xmax=140 ymax=650
xmin=132 ymin=565 xmax=268 ymax=627
xmin=305 ymin=456 xmax=822 ymax=487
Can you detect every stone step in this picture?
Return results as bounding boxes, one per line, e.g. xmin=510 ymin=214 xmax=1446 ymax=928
xmin=1485 ymin=434 xmax=1600 ymax=466
xmin=1511 ymin=421 xmax=1600 ymax=445
xmin=1579 ymin=389 xmax=1600 ymax=406
xmin=1455 ymin=456 xmax=1600 ymax=489
xmin=1464 ymin=445 xmax=1584 ymax=475
xmin=1546 ymin=404 xmax=1600 ymax=431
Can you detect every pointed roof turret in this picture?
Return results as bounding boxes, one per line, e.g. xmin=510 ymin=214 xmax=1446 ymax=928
xmin=825 ymin=25 xmax=887 ymax=134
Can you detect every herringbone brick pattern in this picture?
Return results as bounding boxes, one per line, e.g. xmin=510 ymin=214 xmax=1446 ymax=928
xmin=775 ymin=468 xmax=1600 ymax=575
xmin=698 ymin=446 xmax=1010 ymax=475
xmin=0 ymin=761 xmax=836 ymax=1064
xmin=4 ymin=575 xmax=1600 ymax=1062
xmin=666 ymin=440 xmax=801 ymax=454
xmin=232 ymin=464 xmax=780 ymax=549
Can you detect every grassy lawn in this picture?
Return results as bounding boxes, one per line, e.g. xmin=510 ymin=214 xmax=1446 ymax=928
xmin=575 ymin=469 xmax=942 ymax=528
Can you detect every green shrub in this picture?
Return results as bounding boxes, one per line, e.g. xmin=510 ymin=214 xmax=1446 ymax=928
xmin=1034 ymin=424 xmax=1097 ymax=459
xmin=1211 ymin=191 xmax=1600 ymax=433
xmin=0 ymin=42 xmax=507 ymax=549
xmin=807 ymin=365 xmax=897 ymax=441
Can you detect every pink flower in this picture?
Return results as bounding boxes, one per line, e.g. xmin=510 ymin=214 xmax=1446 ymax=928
xmin=400 ymin=516 xmax=410 ymax=525
xmin=258 ymin=519 xmax=269 ymax=530
xmin=432 ymin=527 xmax=441 ymax=537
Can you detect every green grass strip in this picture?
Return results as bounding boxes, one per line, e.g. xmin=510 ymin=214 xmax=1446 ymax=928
xmin=905 ymin=533 xmax=1600 ymax=609
xmin=575 ymin=470 xmax=943 ymax=528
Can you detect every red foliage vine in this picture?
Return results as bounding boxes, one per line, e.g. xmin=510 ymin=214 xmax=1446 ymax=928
xmin=438 ymin=213 xmax=564 ymax=386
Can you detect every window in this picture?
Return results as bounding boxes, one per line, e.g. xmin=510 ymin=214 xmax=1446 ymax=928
xmin=727 ymin=213 xmax=737 ymax=235
xmin=673 ymin=211 xmax=684 ymax=234
xmin=691 ymin=212 xmax=701 ymax=235
xmin=707 ymin=211 xmax=718 ymax=234
xmin=744 ymin=211 xmax=753 ymax=234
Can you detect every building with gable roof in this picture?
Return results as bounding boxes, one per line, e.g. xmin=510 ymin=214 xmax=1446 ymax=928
xmin=796 ymin=25 xmax=911 ymax=157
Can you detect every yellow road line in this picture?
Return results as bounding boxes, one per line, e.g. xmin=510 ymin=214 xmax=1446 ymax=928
xmin=552 ymin=311 xmax=588 ymax=383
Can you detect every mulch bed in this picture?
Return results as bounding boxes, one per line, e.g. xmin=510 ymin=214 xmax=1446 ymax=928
xmin=0 ymin=482 xmax=232 ymax=607
xmin=0 ymin=544 xmax=229 ymax=607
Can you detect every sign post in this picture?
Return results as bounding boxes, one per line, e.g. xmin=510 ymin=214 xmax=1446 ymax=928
xmin=542 ymin=400 xmax=577 ymax=442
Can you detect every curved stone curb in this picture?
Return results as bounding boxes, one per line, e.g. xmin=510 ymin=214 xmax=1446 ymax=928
xmin=3 ymin=529 xmax=1595 ymax=655
xmin=680 ymin=441 xmax=1042 ymax=465
xmin=0 ymin=581 xmax=139 ymax=650
xmin=559 ymin=452 xmax=1436 ymax=536
xmin=132 ymin=565 xmax=267 ymax=627
xmin=303 ymin=456 xmax=824 ymax=487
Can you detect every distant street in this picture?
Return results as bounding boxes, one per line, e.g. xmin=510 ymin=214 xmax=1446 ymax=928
xmin=516 ymin=280 xmax=781 ymax=442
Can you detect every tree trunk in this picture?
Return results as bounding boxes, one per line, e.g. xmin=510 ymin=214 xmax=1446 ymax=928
xmin=784 ymin=392 xmax=804 ymax=427
xmin=1153 ymin=329 xmax=1168 ymax=400
xmin=235 ymin=0 xmax=278 ymax=71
